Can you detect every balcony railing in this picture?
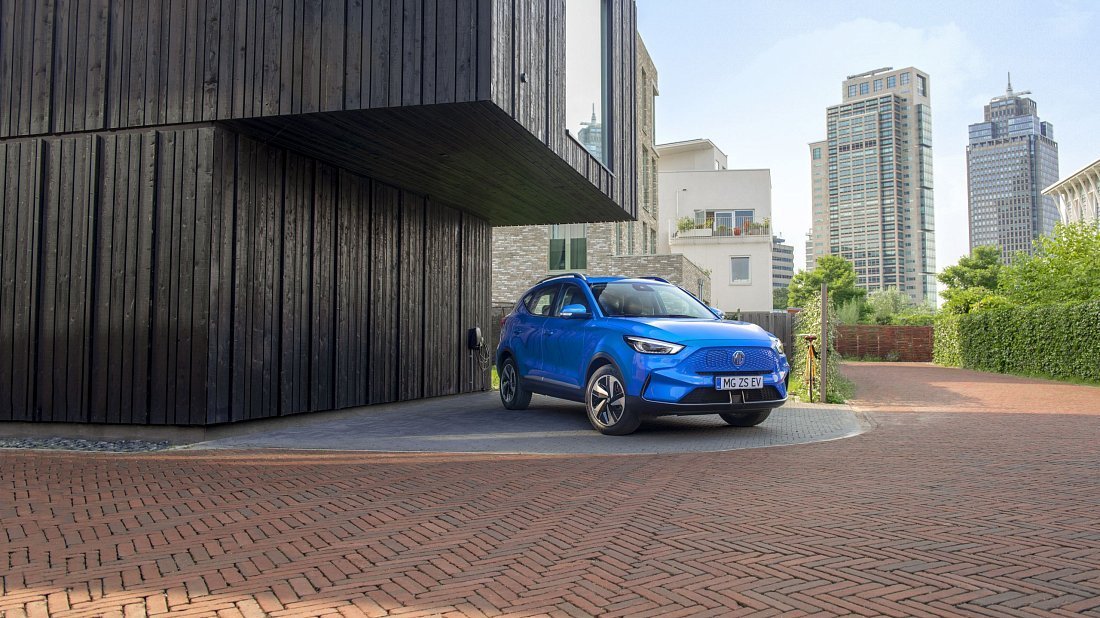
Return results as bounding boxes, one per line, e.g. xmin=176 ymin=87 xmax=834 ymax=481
xmin=671 ymin=221 xmax=772 ymax=241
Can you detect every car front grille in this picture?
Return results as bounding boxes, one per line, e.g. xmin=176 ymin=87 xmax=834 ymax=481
xmin=678 ymin=386 xmax=782 ymax=405
xmin=680 ymin=346 xmax=779 ymax=374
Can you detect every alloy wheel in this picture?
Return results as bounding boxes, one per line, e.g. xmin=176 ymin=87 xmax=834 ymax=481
xmin=501 ymin=363 xmax=517 ymax=403
xmin=590 ymin=374 xmax=626 ymax=426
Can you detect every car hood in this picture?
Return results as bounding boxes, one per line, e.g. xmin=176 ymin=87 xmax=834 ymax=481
xmin=615 ymin=317 xmax=774 ymax=344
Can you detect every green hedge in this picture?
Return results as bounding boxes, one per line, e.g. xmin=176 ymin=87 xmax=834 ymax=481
xmin=933 ymin=300 xmax=1100 ymax=383
xmin=933 ymin=314 xmax=962 ymax=367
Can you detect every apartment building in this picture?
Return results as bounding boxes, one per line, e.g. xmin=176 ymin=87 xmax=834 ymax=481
xmin=807 ymin=67 xmax=937 ymax=305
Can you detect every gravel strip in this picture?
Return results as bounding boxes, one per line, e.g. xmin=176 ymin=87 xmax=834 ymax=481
xmin=0 ymin=438 xmax=172 ymax=452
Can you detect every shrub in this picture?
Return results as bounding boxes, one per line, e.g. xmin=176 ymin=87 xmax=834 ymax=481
xmin=933 ymin=313 xmax=962 ymax=367
xmin=789 ymin=292 xmax=851 ymax=403
xmin=934 ymin=299 xmax=1100 ymax=383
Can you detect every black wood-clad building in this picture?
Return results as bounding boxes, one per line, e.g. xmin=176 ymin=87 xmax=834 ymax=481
xmin=0 ymin=0 xmax=637 ymax=426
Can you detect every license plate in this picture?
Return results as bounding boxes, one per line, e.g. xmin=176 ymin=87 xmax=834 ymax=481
xmin=715 ymin=375 xmax=764 ymax=390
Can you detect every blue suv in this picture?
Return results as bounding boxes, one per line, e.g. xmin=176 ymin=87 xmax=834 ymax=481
xmin=496 ymin=274 xmax=790 ymax=435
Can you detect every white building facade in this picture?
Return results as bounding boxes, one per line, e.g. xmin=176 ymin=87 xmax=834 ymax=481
xmin=1043 ymin=157 xmax=1100 ymax=227
xmin=657 ymin=139 xmax=775 ymax=312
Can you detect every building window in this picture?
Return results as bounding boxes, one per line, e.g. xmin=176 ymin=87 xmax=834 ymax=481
xmin=847 ymin=84 xmax=857 ymax=97
xmin=917 ymin=75 xmax=927 ymax=96
xmin=873 ymin=78 xmax=883 ymax=92
xmin=730 ymin=256 xmax=750 ymax=284
xmin=900 ymin=72 xmax=910 ymax=86
xmin=566 ymin=0 xmax=610 ymax=165
xmin=812 ymin=147 xmax=822 ymax=160
xmin=549 ymin=223 xmax=587 ymax=270
xmin=887 ymin=75 xmax=896 ymax=88
xmin=859 ymin=82 xmax=869 ymax=95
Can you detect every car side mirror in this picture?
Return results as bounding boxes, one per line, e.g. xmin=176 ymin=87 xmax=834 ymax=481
xmin=709 ymin=306 xmax=724 ymax=319
xmin=560 ymin=304 xmax=592 ymax=319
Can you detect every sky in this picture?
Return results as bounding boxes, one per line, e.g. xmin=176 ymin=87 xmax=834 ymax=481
xmin=636 ymin=0 xmax=1100 ymax=273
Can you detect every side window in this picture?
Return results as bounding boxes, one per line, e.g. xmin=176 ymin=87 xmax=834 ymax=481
xmin=524 ymin=286 xmax=559 ymax=317
xmin=556 ymin=285 xmax=590 ymax=315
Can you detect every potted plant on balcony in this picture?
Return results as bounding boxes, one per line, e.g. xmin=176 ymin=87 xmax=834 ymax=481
xmin=677 ymin=217 xmax=694 ymax=233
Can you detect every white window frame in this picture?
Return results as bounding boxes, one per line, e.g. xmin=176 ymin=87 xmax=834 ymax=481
xmin=729 ymin=255 xmax=751 ymax=285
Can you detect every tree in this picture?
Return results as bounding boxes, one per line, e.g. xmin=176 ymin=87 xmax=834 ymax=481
xmin=773 ymin=287 xmax=789 ymax=310
xmin=938 ymin=245 xmax=1002 ymax=314
xmin=1000 ymin=223 xmax=1100 ymax=305
xmin=866 ymin=287 xmax=910 ymax=324
xmin=787 ymin=255 xmax=865 ymax=309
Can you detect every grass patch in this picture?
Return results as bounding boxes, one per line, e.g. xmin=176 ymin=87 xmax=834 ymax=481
xmin=788 ymin=366 xmax=855 ymax=404
xmin=490 ymin=367 xmax=499 ymax=391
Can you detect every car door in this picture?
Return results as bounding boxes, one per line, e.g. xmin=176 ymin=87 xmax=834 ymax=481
xmin=509 ymin=284 xmax=560 ymax=380
xmin=541 ymin=283 xmax=594 ymax=391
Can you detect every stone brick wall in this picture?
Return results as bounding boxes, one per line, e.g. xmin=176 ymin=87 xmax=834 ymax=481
xmin=836 ymin=325 xmax=934 ymax=362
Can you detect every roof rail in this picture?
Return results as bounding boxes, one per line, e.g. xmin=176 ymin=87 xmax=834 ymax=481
xmin=638 ymin=276 xmax=670 ymax=284
xmin=537 ymin=272 xmax=589 ymax=284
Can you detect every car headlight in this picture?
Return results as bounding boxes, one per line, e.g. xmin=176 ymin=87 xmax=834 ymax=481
xmin=771 ymin=337 xmax=785 ymax=356
xmin=624 ymin=336 xmax=685 ymax=355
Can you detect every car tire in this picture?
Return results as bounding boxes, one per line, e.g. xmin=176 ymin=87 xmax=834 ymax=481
xmin=499 ymin=358 xmax=532 ymax=410
xmin=719 ymin=409 xmax=771 ymax=427
xmin=585 ymin=364 xmax=641 ymax=436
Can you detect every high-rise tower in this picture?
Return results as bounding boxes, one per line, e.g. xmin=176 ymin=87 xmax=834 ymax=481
xmin=967 ymin=75 xmax=1059 ymax=263
xmin=807 ymin=67 xmax=936 ymax=305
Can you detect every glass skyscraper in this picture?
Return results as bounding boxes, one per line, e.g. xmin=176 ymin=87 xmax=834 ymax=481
xmin=807 ymin=67 xmax=936 ymax=306
xmin=966 ymin=77 xmax=1059 ymax=264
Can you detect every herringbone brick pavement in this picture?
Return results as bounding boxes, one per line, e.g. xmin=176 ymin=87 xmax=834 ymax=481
xmin=2 ymin=364 xmax=1099 ymax=617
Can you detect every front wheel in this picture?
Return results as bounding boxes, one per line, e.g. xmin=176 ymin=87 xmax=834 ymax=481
xmin=499 ymin=358 xmax=531 ymax=410
xmin=719 ymin=409 xmax=771 ymax=427
xmin=585 ymin=364 xmax=640 ymax=435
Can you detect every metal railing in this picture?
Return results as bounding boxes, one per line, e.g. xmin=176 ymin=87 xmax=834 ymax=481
xmin=670 ymin=221 xmax=772 ymax=241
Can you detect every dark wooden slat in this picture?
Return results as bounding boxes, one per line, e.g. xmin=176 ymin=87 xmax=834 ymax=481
xmin=455 ymin=0 xmax=477 ymax=103
xmin=434 ymin=0 xmax=455 ymax=104
xmin=400 ymin=0 xmax=422 ymax=106
xmin=475 ymin=0 xmax=492 ymax=102
xmin=262 ymin=0 xmax=282 ymax=117
xmin=344 ymin=0 xmax=364 ymax=110
xmin=369 ymin=0 xmax=390 ymax=108
xmin=320 ymin=0 xmax=345 ymax=112
xmin=89 ymin=135 xmax=115 ymax=423
xmin=300 ymin=0 xmax=322 ymax=114
xmin=421 ymin=0 xmax=436 ymax=105
xmin=370 ymin=181 xmax=398 ymax=404
xmin=310 ymin=162 xmax=337 ymax=412
xmin=397 ymin=192 xmax=424 ymax=401
xmin=208 ymin=128 xmax=236 ymax=423
xmin=201 ymin=0 xmax=220 ymax=121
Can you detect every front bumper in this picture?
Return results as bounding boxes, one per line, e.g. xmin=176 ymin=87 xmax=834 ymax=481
xmin=626 ymin=345 xmax=789 ymax=417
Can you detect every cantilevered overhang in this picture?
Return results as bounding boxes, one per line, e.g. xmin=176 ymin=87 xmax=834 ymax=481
xmin=222 ymin=101 xmax=631 ymax=226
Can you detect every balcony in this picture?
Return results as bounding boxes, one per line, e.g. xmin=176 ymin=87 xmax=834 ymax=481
xmin=671 ymin=220 xmax=772 ymax=242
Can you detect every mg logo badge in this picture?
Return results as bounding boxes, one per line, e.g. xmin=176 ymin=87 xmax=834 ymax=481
xmin=732 ymin=350 xmax=746 ymax=367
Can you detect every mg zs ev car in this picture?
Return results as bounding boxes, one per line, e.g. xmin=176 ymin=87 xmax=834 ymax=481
xmin=496 ymin=274 xmax=790 ymax=435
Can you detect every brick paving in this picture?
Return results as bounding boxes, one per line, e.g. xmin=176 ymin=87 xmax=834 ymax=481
xmin=2 ymin=364 xmax=1100 ymax=616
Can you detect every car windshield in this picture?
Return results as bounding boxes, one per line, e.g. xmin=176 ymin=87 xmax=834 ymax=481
xmin=590 ymin=281 xmax=716 ymax=319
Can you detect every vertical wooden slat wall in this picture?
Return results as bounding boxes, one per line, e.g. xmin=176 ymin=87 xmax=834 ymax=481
xmin=0 ymin=127 xmax=491 ymax=425
xmin=0 ymin=0 xmax=494 ymax=138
